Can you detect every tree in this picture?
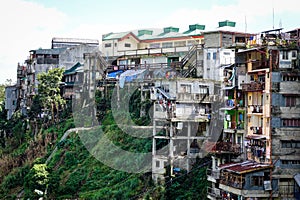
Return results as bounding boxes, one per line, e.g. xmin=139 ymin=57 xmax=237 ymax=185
xmin=37 ymin=68 xmax=65 ymax=125
xmin=0 ymin=84 xmax=5 ymax=104
xmin=24 ymin=164 xmax=49 ymax=198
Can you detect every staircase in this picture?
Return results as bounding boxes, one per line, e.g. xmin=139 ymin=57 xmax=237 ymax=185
xmin=180 ymin=45 xmax=201 ymax=78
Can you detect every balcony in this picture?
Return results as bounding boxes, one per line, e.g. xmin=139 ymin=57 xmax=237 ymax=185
xmin=248 ymin=105 xmax=263 ymax=114
xmin=224 ymin=121 xmax=244 ymax=130
xmin=250 ymin=126 xmax=263 ymax=134
xmin=248 ymin=59 xmax=268 ymax=71
xmin=241 ymin=82 xmax=265 ymax=91
xmin=176 ymin=93 xmax=207 ymax=102
xmin=210 ymin=142 xmax=241 ymax=154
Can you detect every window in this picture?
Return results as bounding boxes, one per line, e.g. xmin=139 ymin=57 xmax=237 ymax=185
xmin=199 ymin=85 xmax=208 ymax=94
xmin=104 ymin=43 xmax=111 ymax=48
xmin=156 ymin=160 xmax=160 ymax=168
xmin=187 ymin=40 xmax=199 ymax=46
xmin=282 ymin=160 xmax=300 ymax=165
xmin=207 ymin=52 xmax=211 ymax=60
xmin=180 ymin=84 xmax=191 ymax=93
xmin=282 ymin=140 xmax=300 ymax=148
xmin=283 ymin=75 xmax=299 ymax=81
xmin=162 ymin=42 xmax=173 ymax=48
xmin=251 ymin=176 xmax=264 ymax=186
xmin=285 ymin=96 xmax=297 ymax=107
xmin=282 ymin=119 xmax=300 ymax=127
xmin=282 ymin=51 xmax=289 ymax=60
xmin=124 ymin=43 xmax=131 ymax=48
xmin=162 ymin=84 xmax=169 ymax=93
xmin=213 ymin=52 xmax=217 ymax=60
xmin=291 ymin=50 xmax=297 ymax=58
xmin=149 ymin=43 xmax=160 ymax=48
xmin=174 ymin=41 xmax=186 ymax=47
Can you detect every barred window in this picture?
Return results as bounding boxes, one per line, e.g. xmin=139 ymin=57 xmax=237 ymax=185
xmin=282 ymin=119 xmax=300 ymax=127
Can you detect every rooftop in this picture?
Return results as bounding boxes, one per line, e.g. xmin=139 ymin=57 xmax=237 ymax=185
xmin=218 ymin=160 xmax=272 ymax=174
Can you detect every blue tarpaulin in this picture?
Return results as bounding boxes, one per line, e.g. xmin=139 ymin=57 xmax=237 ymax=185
xmin=107 ymin=70 xmax=124 ymax=79
xmin=119 ymin=69 xmax=147 ymax=88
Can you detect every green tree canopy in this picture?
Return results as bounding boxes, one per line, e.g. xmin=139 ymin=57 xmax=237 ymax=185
xmin=37 ymin=68 xmax=65 ymax=121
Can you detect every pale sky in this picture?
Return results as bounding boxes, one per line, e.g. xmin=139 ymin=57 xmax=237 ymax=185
xmin=0 ymin=0 xmax=299 ymax=84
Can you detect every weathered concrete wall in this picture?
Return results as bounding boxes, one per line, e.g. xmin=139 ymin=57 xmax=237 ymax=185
xmin=59 ymin=44 xmax=99 ymax=70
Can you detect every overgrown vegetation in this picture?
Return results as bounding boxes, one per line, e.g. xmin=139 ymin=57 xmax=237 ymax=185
xmin=0 ymin=72 xmax=209 ymax=199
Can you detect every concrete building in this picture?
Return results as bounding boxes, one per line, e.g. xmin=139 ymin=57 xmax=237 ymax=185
xmin=206 ymin=28 xmax=300 ymax=199
xmin=51 ymin=37 xmax=99 ymax=49
xmin=150 ymin=78 xmax=223 ymax=183
xmin=4 ymin=85 xmax=18 ymax=120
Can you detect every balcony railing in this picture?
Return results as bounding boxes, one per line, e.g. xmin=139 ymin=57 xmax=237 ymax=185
xmin=241 ymin=82 xmax=265 ymax=91
xmin=176 ymin=93 xmax=208 ymax=102
xmin=250 ymin=126 xmax=263 ymax=134
xmin=248 ymin=59 xmax=268 ymax=71
xmin=211 ymin=142 xmax=241 ymax=154
xmin=220 ymin=173 xmax=244 ymax=189
xmin=249 ymin=105 xmax=263 ymax=114
xmin=224 ymin=121 xmax=245 ymax=130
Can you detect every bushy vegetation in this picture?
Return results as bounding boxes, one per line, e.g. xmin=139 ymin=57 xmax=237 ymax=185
xmin=0 ymin=73 xmax=209 ymax=199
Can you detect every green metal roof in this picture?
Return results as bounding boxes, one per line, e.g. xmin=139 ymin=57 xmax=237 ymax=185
xmin=183 ymin=24 xmax=205 ymax=34
xmin=102 ymin=25 xmax=204 ymax=41
xmin=102 ymin=31 xmax=131 ymax=40
xmin=218 ymin=20 xmax=236 ymax=27
xmin=158 ymin=26 xmax=180 ymax=36
xmin=63 ymin=62 xmax=82 ymax=75
xmin=138 ymin=30 xmax=153 ymax=36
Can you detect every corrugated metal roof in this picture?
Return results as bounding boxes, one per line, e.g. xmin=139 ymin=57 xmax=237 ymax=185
xmin=102 ymin=32 xmax=131 ymax=40
xmin=52 ymin=37 xmax=99 ymax=44
xmin=64 ymin=62 xmax=83 ymax=75
xmin=30 ymin=48 xmax=66 ymax=55
xmin=219 ymin=160 xmax=271 ymax=174
xmin=102 ymin=26 xmax=204 ymax=41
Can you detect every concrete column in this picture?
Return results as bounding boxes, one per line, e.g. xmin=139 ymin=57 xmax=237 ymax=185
xmin=187 ymin=121 xmax=191 ymax=172
xmin=169 ymin=122 xmax=174 ymax=176
xmin=153 ymin=120 xmax=156 ymax=156
xmin=212 ymin=156 xmax=216 ymax=170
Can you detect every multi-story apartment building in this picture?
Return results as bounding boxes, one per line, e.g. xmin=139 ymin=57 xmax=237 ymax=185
xmin=101 ymin=24 xmax=205 ymax=78
xmin=5 ymin=38 xmax=99 ymax=119
xmin=151 ymin=78 xmax=222 ymax=183
xmin=207 ymin=28 xmax=300 ymax=199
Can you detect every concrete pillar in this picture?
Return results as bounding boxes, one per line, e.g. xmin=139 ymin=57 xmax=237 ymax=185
xmin=212 ymin=156 xmax=216 ymax=170
xmin=169 ymin=122 xmax=174 ymax=176
xmin=153 ymin=120 xmax=156 ymax=156
xmin=187 ymin=121 xmax=191 ymax=172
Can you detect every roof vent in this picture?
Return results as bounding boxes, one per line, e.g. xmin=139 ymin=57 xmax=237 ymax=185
xmin=189 ymin=24 xmax=205 ymax=31
xmin=218 ymin=20 xmax=236 ymax=28
xmin=138 ymin=30 xmax=153 ymax=36
xmin=163 ymin=26 xmax=179 ymax=33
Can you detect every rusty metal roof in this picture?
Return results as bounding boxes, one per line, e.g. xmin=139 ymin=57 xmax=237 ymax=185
xmin=218 ymin=160 xmax=271 ymax=174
